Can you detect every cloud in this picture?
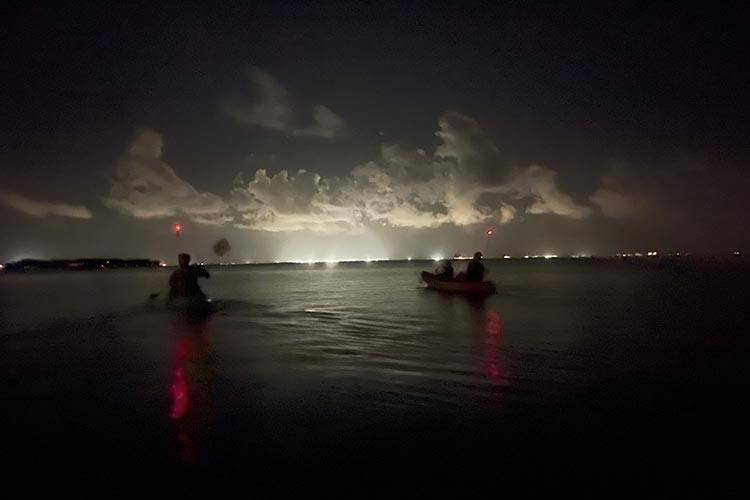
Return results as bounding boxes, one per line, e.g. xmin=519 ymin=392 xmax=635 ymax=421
xmin=435 ymin=111 xmax=507 ymax=181
xmin=514 ymin=165 xmax=593 ymax=219
xmin=0 ymin=190 xmax=93 ymax=219
xmin=589 ymin=168 xmax=648 ymax=218
xmin=103 ymin=129 xmax=230 ymax=224
xmin=227 ymin=112 xmax=592 ymax=231
xmin=590 ymin=188 xmax=639 ymax=218
xmin=228 ymin=168 xmax=357 ymax=232
xmin=499 ymin=204 xmax=517 ymax=223
xmin=292 ymin=105 xmax=346 ymax=138
xmin=222 ymin=67 xmax=346 ymax=138
xmin=221 ymin=67 xmax=292 ymax=131
xmin=106 ymin=113 xmax=594 ymax=232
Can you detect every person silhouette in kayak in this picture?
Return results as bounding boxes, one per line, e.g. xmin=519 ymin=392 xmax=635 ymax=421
xmin=465 ymin=251 xmax=486 ymax=282
xmin=437 ymin=258 xmax=455 ymax=279
xmin=168 ymin=253 xmax=210 ymax=302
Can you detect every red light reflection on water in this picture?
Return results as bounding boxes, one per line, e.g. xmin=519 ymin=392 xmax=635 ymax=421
xmin=169 ymin=327 xmax=212 ymax=464
xmin=170 ymin=338 xmax=193 ymax=420
xmin=483 ymin=310 xmax=504 ymax=382
xmin=170 ymin=367 xmax=190 ymax=420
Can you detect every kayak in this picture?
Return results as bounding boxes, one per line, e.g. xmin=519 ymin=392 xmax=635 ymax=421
xmin=421 ymin=271 xmax=496 ymax=294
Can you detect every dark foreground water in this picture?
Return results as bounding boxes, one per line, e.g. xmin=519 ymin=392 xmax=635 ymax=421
xmin=1 ymin=259 xmax=748 ymax=489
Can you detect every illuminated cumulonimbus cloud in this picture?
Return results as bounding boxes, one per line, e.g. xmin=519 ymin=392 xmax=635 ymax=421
xmin=104 ymin=112 xmax=598 ymax=232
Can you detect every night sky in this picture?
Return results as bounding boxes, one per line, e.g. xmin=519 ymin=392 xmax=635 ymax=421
xmin=2 ymin=2 xmax=748 ymax=263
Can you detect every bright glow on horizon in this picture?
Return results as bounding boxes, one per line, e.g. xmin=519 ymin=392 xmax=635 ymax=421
xmin=192 ymin=251 xmax=738 ymax=266
xmin=278 ymin=256 xmax=396 ymax=264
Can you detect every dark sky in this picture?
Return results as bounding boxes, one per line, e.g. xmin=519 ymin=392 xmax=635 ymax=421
xmin=2 ymin=1 xmax=749 ymax=262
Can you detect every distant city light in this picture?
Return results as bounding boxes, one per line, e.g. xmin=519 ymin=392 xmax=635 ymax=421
xmin=159 ymin=262 xmax=167 ymax=267
xmin=235 ymin=251 xmax=749 ymax=266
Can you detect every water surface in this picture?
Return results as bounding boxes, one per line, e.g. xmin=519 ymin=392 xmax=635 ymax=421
xmin=1 ymin=260 xmax=747 ymax=486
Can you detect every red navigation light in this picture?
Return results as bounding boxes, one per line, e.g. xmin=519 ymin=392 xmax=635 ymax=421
xmin=173 ymin=223 xmax=182 ymax=236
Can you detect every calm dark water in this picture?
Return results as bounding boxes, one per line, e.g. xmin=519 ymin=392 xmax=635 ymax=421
xmin=1 ymin=260 xmax=748 ymax=488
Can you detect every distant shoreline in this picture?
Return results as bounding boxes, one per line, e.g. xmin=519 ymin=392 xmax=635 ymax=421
xmin=0 ymin=258 xmax=162 ymax=272
xmin=1 ymin=254 xmax=743 ymax=273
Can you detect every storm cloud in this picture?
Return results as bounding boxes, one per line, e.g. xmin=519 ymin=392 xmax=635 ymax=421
xmin=104 ymin=112 xmax=602 ymax=232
